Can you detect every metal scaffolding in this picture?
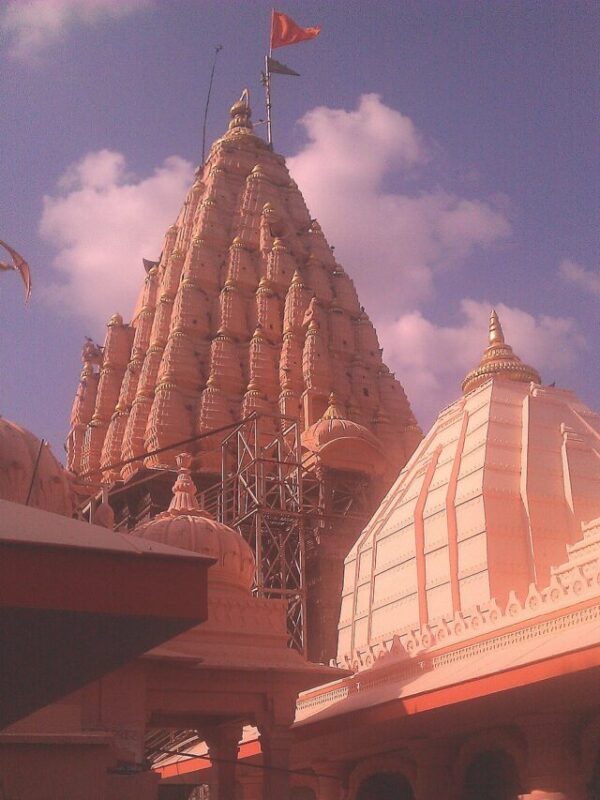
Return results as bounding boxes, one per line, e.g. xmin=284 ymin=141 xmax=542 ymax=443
xmin=219 ymin=412 xmax=307 ymax=655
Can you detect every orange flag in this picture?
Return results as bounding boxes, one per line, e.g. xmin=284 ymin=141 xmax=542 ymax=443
xmin=0 ymin=239 xmax=32 ymax=303
xmin=270 ymin=10 xmax=321 ymax=49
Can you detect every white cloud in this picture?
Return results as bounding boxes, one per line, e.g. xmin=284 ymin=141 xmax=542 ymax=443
xmin=380 ymin=300 xmax=586 ymax=425
xmin=559 ymin=258 xmax=600 ymax=297
xmin=1 ymin=0 xmax=151 ymax=61
xmin=287 ymin=94 xmax=511 ymax=317
xmin=40 ymin=149 xmax=194 ymax=330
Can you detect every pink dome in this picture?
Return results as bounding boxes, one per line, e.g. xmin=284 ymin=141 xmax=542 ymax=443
xmin=301 ymin=394 xmax=386 ymax=476
xmin=133 ymin=454 xmax=255 ymax=592
xmin=0 ymin=417 xmax=73 ymax=516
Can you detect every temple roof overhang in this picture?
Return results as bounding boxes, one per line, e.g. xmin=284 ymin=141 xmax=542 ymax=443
xmin=0 ymin=499 xmax=214 ymax=729
xmin=294 ymin=595 xmax=600 ymax=737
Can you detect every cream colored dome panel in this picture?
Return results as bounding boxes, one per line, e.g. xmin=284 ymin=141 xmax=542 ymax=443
xmin=337 ymin=375 xmax=600 ymax=667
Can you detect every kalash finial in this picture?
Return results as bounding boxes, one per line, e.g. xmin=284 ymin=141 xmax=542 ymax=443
xmin=462 ymin=309 xmax=541 ymax=395
xmin=488 ymin=308 xmax=505 ymax=345
xmin=165 ymin=453 xmax=211 ymax=517
xmin=322 ymin=392 xmax=344 ymax=421
xmin=228 ymin=88 xmax=252 ymax=133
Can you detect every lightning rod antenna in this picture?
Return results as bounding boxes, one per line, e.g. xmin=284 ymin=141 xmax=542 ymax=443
xmin=201 ymin=44 xmax=223 ymax=164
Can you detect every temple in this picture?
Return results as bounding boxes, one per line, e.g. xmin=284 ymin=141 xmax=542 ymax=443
xmin=65 ymin=90 xmax=422 ymax=663
xmin=1 ymin=88 xmax=599 ymax=800
xmin=289 ymin=312 xmax=600 ymax=799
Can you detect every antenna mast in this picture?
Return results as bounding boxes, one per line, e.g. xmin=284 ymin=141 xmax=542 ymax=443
xmin=201 ymin=44 xmax=223 ymax=164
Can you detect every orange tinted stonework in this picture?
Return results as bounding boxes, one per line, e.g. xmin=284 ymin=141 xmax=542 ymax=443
xmin=65 ymin=91 xmax=422 ymax=663
xmin=66 ymin=93 xmax=420 ymax=486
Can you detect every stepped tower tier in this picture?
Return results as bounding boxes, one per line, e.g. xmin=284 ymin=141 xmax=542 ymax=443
xmin=65 ymin=89 xmax=422 ymax=661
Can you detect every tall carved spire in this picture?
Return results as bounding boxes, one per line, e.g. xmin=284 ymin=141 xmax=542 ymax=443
xmin=462 ymin=309 xmax=541 ymax=394
xmin=66 ymin=90 xmax=422 ymax=483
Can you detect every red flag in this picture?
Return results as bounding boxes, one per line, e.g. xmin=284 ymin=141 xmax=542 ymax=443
xmin=270 ymin=10 xmax=321 ymax=50
xmin=0 ymin=239 xmax=32 ymax=303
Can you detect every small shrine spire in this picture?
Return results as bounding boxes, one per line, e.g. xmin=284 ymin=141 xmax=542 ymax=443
xmin=462 ymin=309 xmax=541 ymax=394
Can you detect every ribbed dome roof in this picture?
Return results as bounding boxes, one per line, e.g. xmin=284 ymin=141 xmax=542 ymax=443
xmin=133 ymin=453 xmax=255 ymax=591
xmin=337 ymin=317 xmax=600 ymax=665
xmin=0 ymin=417 xmax=73 ymax=516
xmin=302 ymin=394 xmax=387 ymax=475
xmin=302 ymin=394 xmax=382 ymax=451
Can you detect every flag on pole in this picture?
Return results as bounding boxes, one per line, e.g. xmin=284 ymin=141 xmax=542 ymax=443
xmin=267 ymin=56 xmax=300 ymax=76
xmin=0 ymin=239 xmax=32 ymax=302
xmin=270 ymin=10 xmax=321 ymax=50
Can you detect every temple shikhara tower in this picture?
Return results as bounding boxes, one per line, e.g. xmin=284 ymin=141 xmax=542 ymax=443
xmin=65 ymin=91 xmax=422 ymax=662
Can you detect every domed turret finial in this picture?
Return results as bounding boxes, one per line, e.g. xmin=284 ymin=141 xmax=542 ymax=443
xmin=462 ymin=309 xmax=541 ymax=394
xmin=132 ymin=452 xmax=255 ymax=592
xmin=108 ymin=312 xmax=123 ymax=327
xmin=167 ymin=453 xmax=204 ymax=516
xmin=322 ymin=392 xmax=343 ymax=421
xmin=489 ymin=309 xmax=505 ymax=345
xmin=228 ymin=88 xmax=252 ymax=133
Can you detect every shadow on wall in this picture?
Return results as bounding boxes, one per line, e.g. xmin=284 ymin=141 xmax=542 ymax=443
xmin=461 ymin=750 xmax=521 ymax=800
xmin=356 ymin=772 xmax=414 ymax=800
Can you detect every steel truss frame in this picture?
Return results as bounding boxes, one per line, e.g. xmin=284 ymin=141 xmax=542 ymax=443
xmin=219 ymin=412 xmax=307 ymax=655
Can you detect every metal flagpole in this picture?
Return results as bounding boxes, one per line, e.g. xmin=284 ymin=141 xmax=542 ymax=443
xmin=201 ymin=44 xmax=223 ymax=164
xmin=265 ymin=54 xmax=273 ymax=148
xmin=265 ymin=10 xmax=274 ymax=148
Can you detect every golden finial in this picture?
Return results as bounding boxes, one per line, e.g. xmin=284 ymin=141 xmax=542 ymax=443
xmin=322 ymin=392 xmax=343 ymax=420
xmin=107 ymin=312 xmax=123 ymax=327
xmin=462 ymin=308 xmax=541 ymax=394
xmin=489 ymin=309 xmax=505 ymax=345
xmin=228 ymin=88 xmax=252 ymax=133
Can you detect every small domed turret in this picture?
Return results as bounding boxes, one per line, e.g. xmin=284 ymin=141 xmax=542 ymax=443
xmin=132 ymin=453 xmax=255 ymax=592
xmin=0 ymin=418 xmax=74 ymax=516
xmin=301 ymin=394 xmax=386 ymax=476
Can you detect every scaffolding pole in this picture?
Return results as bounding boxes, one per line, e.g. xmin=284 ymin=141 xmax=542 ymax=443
xmin=221 ymin=413 xmax=306 ymax=654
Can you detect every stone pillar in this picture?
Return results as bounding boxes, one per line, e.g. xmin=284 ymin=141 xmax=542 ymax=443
xmin=206 ymin=722 xmax=243 ymax=800
xmin=410 ymin=739 xmax=454 ymax=800
xmin=259 ymin=724 xmax=293 ymax=800
xmin=314 ymin=760 xmax=345 ymax=800
xmin=520 ymin=715 xmax=585 ymax=800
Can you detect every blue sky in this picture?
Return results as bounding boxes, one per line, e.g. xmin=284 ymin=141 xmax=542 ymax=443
xmin=1 ymin=1 xmax=598 ymax=459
